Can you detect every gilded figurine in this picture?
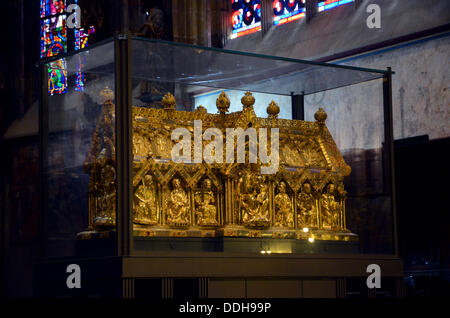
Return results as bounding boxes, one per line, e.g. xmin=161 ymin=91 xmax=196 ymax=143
xmin=82 ymin=90 xmax=356 ymax=241
xmin=240 ymin=174 xmax=258 ymax=224
xmin=133 ymin=132 xmax=152 ymax=159
xmin=94 ymin=163 xmax=116 ymax=228
xmin=194 ymin=178 xmax=218 ymax=226
xmin=154 ymin=130 xmax=172 ymax=159
xmin=241 ymin=174 xmax=270 ymax=227
xmin=297 ymin=182 xmax=318 ymax=229
xmin=256 ymin=177 xmax=270 ymax=221
xmin=274 ymin=181 xmax=294 ymax=228
xmin=134 ymin=174 xmax=157 ymax=225
xmin=166 ymin=178 xmax=190 ymax=226
xmin=320 ymin=183 xmax=340 ymax=230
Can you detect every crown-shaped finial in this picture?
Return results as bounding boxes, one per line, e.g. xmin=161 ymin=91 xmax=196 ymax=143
xmin=267 ymin=100 xmax=280 ymax=119
xmin=100 ymin=86 xmax=114 ymax=104
xmin=195 ymin=105 xmax=207 ymax=114
xmin=162 ymin=92 xmax=176 ymax=109
xmin=216 ymin=91 xmax=230 ymax=114
xmin=314 ymin=107 xmax=327 ymax=126
xmin=241 ymin=91 xmax=255 ymax=109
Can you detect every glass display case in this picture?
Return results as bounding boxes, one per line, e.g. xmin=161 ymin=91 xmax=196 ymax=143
xmin=39 ymin=36 xmax=397 ymax=262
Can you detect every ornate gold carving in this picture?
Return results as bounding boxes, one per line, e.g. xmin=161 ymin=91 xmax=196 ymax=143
xmin=133 ymin=128 xmax=153 ymax=159
xmin=297 ymin=182 xmax=318 ymax=229
xmin=165 ymin=177 xmax=190 ymax=227
xmin=241 ymin=91 xmax=255 ymax=109
xmin=196 ymin=105 xmax=207 ymax=114
xmin=314 ymin=107 xmax=327 ymax=126
xmin=267 ymin=100 xmax=280 ymax=119
xmin=320 ymin=183 xmax=340 ymax=230
xmin=274 ymin=181 xmax=294 ymax=228
xmin=216 ymin=91 xmax=230 ymax=114
xmin=162 ymin=92 xmax=176 ymax=109
xmin=83 ymin=90 xmax=355 ymax=241
xmin=134 ymin=174 xmax=158 ymax=225
xmin=93 ymin=164 xmax=116 ymax=229
xmin=238 ymin=173 xmax=270 ymax=228
xmin=194 ymin=178 xmax=218 ymax=227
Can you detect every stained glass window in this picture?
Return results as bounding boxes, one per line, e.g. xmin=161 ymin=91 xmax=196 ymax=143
xmin=75 ymin=70 xmax=85 ymax=92
xmin=74 ymin=26 xmax=95 ymax=91
xmin=41 ymin=0 xmax=68 ymax=95
xmin=41 ymin=15 xmax=67 ymax=58
xmin=75 ymin=26 xmax=95 ymax=50
xmin=40 ymin=0 xmax=65 ymax=18
xmin=41 ymin=0 xmax=96 ymax=94
xmin=231 ymin=0 xmax=262 ymax=39
xmin=317 ymin=0 xmax=353 ymax=12
xmin=48 ymin=60 xmax=67 ymax=95
xmin=273 ymin=0 xmax=306 ymax=26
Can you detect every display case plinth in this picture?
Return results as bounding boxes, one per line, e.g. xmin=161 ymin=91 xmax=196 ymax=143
xmin=35 ymin=254 xmax=404 ymax=298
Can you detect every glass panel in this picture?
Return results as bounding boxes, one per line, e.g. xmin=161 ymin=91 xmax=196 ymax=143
xmin=130 ymin=39 xmax=393 ymax=255
xmin=41 ymin=40 xmax=116 ymax=258
xmin=131 ymin=38 xmax=384 ymax=96
xmin=41 ymin=38 xmax=393 ymax=257
xmin=305 ymin=81 xmax=394 ymax=254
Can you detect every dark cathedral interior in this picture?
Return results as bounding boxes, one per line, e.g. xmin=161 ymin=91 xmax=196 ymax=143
xmin=0 ymin=0 xmax=449 ymax=303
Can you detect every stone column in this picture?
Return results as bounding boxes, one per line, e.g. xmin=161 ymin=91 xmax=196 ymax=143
xmin=172 ymin=0 xmax=228 ymax=47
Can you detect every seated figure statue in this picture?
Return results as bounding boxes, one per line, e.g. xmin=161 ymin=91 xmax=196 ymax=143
xmin=241 ymin=174 xmax=270 ymax=227
xmin=195 ymin=178 xmax=218 ymax=226
xmin=166 ymin=178 xmax=190 ymax=226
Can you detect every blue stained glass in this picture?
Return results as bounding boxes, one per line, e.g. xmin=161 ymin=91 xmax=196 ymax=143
xmin=273 ymin=0 xmax=306 ymax=26
xmin=318 ymin=0 xmax=353 ymax=12
xmin=41 ymin=15 xmax=67 ymax=58
xmin=48 ymin=60 xmax=67 ymax=95
xmin=231 ymin=0 xmax=262 ymax=38
xmin=40 ymin=0 xmax=66 ymax=18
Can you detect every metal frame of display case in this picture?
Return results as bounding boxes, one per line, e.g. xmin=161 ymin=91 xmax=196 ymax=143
xmin=37 ymin=35 xmax=402 ymax=298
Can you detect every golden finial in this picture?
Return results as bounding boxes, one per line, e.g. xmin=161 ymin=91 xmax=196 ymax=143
xmin=195 ymin=105 xmax=207 ymax=114
xmin=100 ymin=86 xmax=114 ymax=104
xmin=241 ymin=91 xmax=255 ymax=109
xmin=266 ymin=100 xmax=280 ymax=119
xmin=216 ymin=91 xmax=230 ymax=114
xmin=314 ymin=107 xmax=327 ymax=126
xmin=162 ymin=92 xmax=176 ymax=110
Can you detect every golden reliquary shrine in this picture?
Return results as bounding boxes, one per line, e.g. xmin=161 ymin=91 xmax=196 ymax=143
xmin=80 ymin=87 xmax=358 ymax=243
